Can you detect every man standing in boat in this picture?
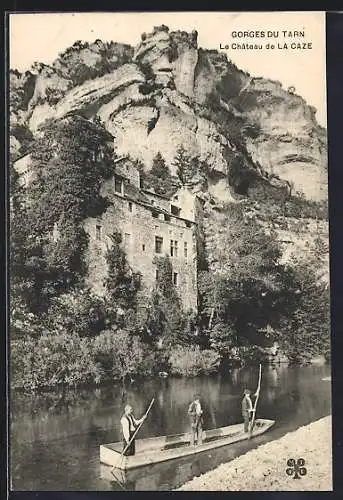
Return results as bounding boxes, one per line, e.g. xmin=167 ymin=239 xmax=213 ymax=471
xmin=242 ymin=389 xmax=257 ymax=432
xmin=188 ymin=394 xmax=203 ymax=446
xmin=121 ymin=404 xmax=146 ymax=456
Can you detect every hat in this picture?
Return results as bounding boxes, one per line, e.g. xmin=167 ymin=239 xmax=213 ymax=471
xmin=244 ymin=389 xmax=251 ymax=395
xmin=124 ymin=404 xmax=132 ymax=413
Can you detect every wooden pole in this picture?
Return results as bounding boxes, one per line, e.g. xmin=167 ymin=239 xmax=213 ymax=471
xmin=249 ymin=364 xmax=262 ymax=438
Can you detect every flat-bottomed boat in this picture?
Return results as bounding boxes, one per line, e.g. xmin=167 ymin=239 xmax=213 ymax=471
xmin=100 ymin=418 xmax=275 ymax=470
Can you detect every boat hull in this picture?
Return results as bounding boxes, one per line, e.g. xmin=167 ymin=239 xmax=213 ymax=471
xmin=100 ymin=418 xmax=275 ymax=470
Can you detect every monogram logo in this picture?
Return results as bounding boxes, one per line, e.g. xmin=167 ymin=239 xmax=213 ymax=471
xmin=286 ymin=458 xmax=307 ymax=479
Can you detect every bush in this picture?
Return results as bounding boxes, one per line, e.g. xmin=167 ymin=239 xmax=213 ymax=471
xmin=92 ymin=329 xmax=150 ymax=383
xmin=46 ymin=288 xmax=107 ymax=337
xmin=168 ymin=345 xmax=220 ymax=377
xmin=11 ymin=328 xmax=156 ymax=391
xmin=11 ymin=333 xmax=101 ymax=391
xmin=228 ymin=345 xmax=268 ymax=366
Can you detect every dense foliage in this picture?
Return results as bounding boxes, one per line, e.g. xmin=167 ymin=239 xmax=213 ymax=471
xmin=197 ymin=203 xmax=330 ymax=365
xmin=169 ymin=345 xmax=220 ymax=376
xmin=142 ymin=256 xmax=192 ymax=347
xmin=10 ymin=113 xmax=330 ymax=392
xmin=10 ymin=116 xmax=115 ymax=314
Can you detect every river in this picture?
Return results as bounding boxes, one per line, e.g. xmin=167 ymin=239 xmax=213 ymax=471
xmin=10 ymin=364 xmax=331 ymax=491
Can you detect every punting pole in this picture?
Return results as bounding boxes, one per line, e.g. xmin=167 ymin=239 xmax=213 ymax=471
xmin=249 ymin=363 xmax=262 ymax=439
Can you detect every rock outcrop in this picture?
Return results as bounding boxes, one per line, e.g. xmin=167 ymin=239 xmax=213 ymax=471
xmin=10 ymin=25 xmax=327 ymax=202
xmin=231 ymin=78 xmax=327 ymax=201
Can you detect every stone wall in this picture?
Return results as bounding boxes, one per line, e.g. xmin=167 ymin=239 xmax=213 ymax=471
xmin=84 ymin=193 xmax=197 ymax=311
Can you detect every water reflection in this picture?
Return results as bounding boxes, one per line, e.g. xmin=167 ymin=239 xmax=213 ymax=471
xmin=11 ymin=364 xmax=331 ymax=490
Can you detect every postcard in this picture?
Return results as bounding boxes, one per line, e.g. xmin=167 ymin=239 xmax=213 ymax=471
xmin=8 ymin=11 xmax=331 ymax=492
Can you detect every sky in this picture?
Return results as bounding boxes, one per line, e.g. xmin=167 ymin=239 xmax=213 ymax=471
xmin=9 ymin=11 xmax=326 ymax=126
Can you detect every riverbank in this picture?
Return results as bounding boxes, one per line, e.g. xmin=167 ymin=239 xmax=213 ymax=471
xmin=177 ymin=415 xmax=332 ymax=491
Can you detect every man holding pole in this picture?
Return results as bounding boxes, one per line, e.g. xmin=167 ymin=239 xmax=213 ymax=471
xmin=120 ymin=404 xmax=147 ymax=456
xmin=242 ymin=364 xmax=262 ymax=435
xmin=242 ymin=389 xmax=255 ymax=433
xmin=188 ymin=394 xmax=203 ymax=446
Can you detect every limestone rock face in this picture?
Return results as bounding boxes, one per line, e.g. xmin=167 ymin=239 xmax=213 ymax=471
xmin=10 ymin=25 xmax=327 ymax=202
xmin=10 ymin=135 xmax=21 ymax=159
xmin=28 ymin=64 xmax=73 ymax=111
xmin=105 ymin=91 xmax=231 ymax=174
xmin=232 ymin=79 xmax=327 ymax=201
xmin=10 ymin=69 xmax=36 ymax=128
xmin=29 ymin=63 xmax=146 ymax=131
xmin=134 ymin=26 xmax=199 ymax=98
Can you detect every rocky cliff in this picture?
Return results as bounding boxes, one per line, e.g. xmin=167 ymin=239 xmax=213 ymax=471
xmin=10 ymin=25 xmax=327 ymax=202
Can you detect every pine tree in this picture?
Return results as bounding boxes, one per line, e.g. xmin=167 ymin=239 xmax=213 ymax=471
xmin=150 ymin=152 xmax=169 ymax=180
xmin=173 ymin=145 xmax=190 ymax=184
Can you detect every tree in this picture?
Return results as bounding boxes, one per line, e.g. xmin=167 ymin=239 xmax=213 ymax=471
xmin=173 ymin=145 xmax=191 ymax=184
xmin=278 ymin=261 xmax=331 ymax=363
xmin=197 ymin=203 xmax=293 ymax=361
xmin=143 ymin=153 xmax=178 ymax=196
xmin=143 ymin=256 xmax=188 ymax=348
xmin=104 ymin=232 xmax=141 ymax=324
xmin=93 ymin=329 xmax=147 ymax=387
xmin=10 ymin=115 xmax=115 ymax=313
xmin=150 ymin=152 xmax=170 ymax=180
xmin=172 ymin=147 xmax=209 ymax=187
xmin=45 ymin=288 xmax=107 ymax=337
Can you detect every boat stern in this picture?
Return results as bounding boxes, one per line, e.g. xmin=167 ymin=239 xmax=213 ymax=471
xmin=254 ymin=418 xmax=275 ymax=433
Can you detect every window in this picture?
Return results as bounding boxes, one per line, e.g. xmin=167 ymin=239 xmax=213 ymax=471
xmin=173 ymin=272 xmax=178 ymax=286
xmin=115 ymin=177 xmax=123 ymax=194
xmin=184 ymin=241 xmax=188 ymax=258
xmin=170 ymin=239 xmax=178 ymax=257
xmin=142 ymin=244 xmax=145 ymax=251
xmin=185 ymin=221 xmax=191 ymax=228
xmin=152 ymin=210 xmax=158 ymax=218
xmin=124 ymin=233 xmax=131 ymax=246
xmin=171 ymin=204 xmax=181 ymax=216
xmin=155 ymin=236 xmax=163 ymax=254
xmin=156 ymin=269 xmax=160 ymax=280
xmin=128 ymin=202 xmax=133 ymax=212
xmin=96 ymin=225 xmax=101 ymax=241
xmin=164 ymin=214 xmax=171 ymax=222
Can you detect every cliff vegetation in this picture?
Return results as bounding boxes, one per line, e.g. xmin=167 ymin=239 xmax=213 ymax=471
xmin=10 ymin=26 xmax=330 ymax=391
